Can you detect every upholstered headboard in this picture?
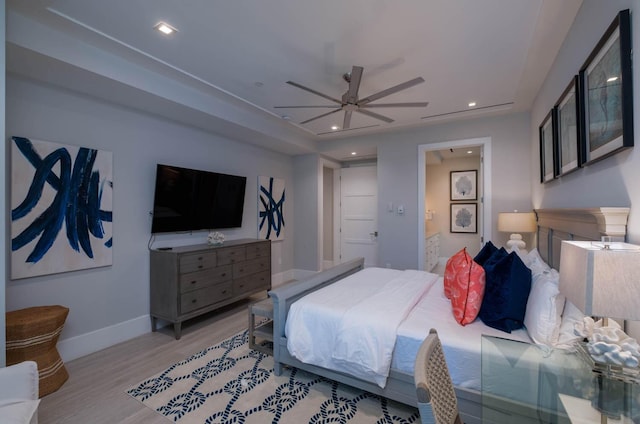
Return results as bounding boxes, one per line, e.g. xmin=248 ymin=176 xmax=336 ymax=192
xmin=534 ymin=207 xmax=630 ymax=270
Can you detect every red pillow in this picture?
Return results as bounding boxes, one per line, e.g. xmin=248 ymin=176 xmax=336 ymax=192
xmin=443 ymin=248 xmax=466 ymax=299
xmin=444 ymin=248 xmax=486 ymax=325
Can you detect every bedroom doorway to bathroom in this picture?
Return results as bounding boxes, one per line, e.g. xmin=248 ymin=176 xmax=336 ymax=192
xmin=418 ymin=137 xmax=492 ymax=271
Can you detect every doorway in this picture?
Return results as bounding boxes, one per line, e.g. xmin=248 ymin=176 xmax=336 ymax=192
xmin=417 ymin=137 xmax=492 ymax=270
xmin=338 ymin=165 xmax=378 ymax=268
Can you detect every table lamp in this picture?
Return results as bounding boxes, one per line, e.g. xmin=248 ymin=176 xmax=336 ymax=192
xmin=497 ymin=211 xmax=536 ymax=252
xmin=558 ymin=240 xmax=640 ymax=323
xmin=559 ymin=240 xmax=640 ymax=422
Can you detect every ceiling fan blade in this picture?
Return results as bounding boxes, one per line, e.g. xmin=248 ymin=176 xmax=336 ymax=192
xmin=362 ymin=102 xmax=429 ymax=108
xmin=359 ymin=77 xmax=425 ymax=105
xmin=356 ymin=108 xmax=394 ymax=123
xmin=345 ymin=66 xmax=363 ymax=104
xmin=299 ymin=108 xmax=343 ymax=124
xmin=286 ymin=81 xmax=342 ymax=104
xmin=343 ymin=110 xmax=353 ymax=129
xmin=274 ymin=105 xmax=340 ymax=109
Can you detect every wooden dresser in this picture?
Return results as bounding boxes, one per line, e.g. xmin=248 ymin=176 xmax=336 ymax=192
xmin=150 ymin=239 xmax=271 ymax=339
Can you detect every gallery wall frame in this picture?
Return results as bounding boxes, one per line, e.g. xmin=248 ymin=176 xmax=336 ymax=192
xmin=579 ymin=8 xmax=633 ymax=165
xmin=554 ymin=76 xmax=582 ymax=176
xmin=450 ymin=203 xmax=477 ymax=234
xmin=450 ymin=170 xmax=477 ymax=201
xmin=539 ymin=109 xmax=557 ymax=183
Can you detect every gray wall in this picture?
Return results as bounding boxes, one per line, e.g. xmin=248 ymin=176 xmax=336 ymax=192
xmin=532 ymin=0 xmax=640 ymax=246
xmin=319 ymin=112 xmax=531 ymax=270
xmin=1 ymin=0 xmax=6 ymax=366
xmin=531 ymin=0 xmax=640 ymax=336
xmin=6 ymin=76 xmax=294 ymax=359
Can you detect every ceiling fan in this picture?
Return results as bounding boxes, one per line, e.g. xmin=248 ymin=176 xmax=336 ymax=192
xmin=275 ymin=66 xmax=428 ymax=130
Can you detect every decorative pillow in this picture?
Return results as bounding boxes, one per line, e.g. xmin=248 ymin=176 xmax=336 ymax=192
xmin=443 ymin=248 xmax=468 ymax=299
xmin=524 ymin=268 xmax=565 ymax=346
xmin=555 ymin=300 xmax=586 ymax=349
xmin=523 ymin=248 xmax=551 ymax=276
xmin=446 ymin=249 xmax=486 ymax=325
xmin=479 ymin=250 xmax=532 ymax=333
xmin=474 ymin=241 xmax=498 ymax=267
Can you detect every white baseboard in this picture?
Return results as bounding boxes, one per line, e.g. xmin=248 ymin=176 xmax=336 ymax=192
xmin=58 ymin=269 xmax=323 ymax=361
xmin=57 ymin=315 xmax=150 ymax=362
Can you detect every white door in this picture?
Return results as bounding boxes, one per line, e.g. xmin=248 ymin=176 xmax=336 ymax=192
xmin=340 ymin=166 xmax=378 ymax=267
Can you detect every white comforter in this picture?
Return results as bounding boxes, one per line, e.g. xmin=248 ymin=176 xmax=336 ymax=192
xmin=285 ymin=267 xmax=438 ymax=387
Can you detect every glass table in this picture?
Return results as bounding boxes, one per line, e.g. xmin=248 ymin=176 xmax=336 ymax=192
xmin=481 ymin=335 xmax=640 ymax=423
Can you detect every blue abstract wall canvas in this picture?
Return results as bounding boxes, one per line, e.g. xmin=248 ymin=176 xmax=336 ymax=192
xmin=258 ymin=176 xmax=285 ymax=241
xmin=11 ymin=136 xmax=113 ymax=279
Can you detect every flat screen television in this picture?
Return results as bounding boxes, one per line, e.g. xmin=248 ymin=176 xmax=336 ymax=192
xmin=151 ymin=164 xmax=247 ymax=233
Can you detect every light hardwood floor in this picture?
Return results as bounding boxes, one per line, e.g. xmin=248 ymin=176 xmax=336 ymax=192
xmin=39 ymin=293 xmax=267 ymax=424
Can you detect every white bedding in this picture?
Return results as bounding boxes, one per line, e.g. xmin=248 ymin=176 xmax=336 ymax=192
xmin=285 ymin=267 xmax=438 ymax=387
xmin=392 ymin=278 xmax=532 ymax=390
xmin=286 ymin=270 xmax=533 ymax=391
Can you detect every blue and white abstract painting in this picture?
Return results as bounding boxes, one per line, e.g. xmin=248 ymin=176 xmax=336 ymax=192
xmin=11 ymin=136 xmax=113 ymax=279
xmin=258 ymin=176 xmax=285 ymax=241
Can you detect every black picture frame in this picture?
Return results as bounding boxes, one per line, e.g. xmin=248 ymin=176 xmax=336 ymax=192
xmin=579 ymin=9 xmax=633 ymax=165
xmin=554 ymin=76 xmax=582 ymax=175
xmin=450 ymin=203 xmax=477 ymax=233
xmin=539 ymin=109 xmax=557 ymax=183
xmin=450 ymin=170 xmax=477 ymax=201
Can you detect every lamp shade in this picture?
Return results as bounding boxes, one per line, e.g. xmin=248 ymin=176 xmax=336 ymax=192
xmin=559 ymin=240 xmax=640 ymax=320
xmin=497 ymin=212 xmax=536 ymax=233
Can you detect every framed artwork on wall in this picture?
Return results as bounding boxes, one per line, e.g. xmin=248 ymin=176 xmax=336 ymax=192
xmin=450 ymin=170 xmax=477 ymax=201
xmin=579 ymin=9 xmax=633 ymax=164
xmin=11 ymin=136 xmax=113 ymax=279
xmin=450 ymin=203 xmax=477 ymax=233
xmin=555 ymin=76 xmax=581 ymax=175
xmin=539 ymin=109 xmax=557 ymax=183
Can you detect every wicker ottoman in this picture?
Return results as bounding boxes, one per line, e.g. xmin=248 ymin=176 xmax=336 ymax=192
xmin=6 ymin=305 xmax=70 ymax=397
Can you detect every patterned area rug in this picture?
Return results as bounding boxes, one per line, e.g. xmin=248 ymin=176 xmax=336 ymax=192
xmin=127 ymin=330 xmax=419 ymax=423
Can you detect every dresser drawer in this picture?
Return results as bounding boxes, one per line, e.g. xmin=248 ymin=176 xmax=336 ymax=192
xmin=180 ymin=281 xmax=233 ymax=314
xmin=217 ymin=246 xmax=246 ymax=265
xmin=233 ymin=257 xmax=269 ymax=278
xmin=179 ymin=252 xmax=216 ymax=274
xmin=233 ymin=271 xmax=271 ymax=296
xmin=246 ymin=242 xmax=270 ymax=260
xmin=179 ymin=265 xmax=232 ymax=293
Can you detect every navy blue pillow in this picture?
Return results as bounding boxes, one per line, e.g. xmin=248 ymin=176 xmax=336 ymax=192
xmin=474 ymin=241 xmax=498 ymax=266
xmin=479 ymin=250 xmax=532 ymax=333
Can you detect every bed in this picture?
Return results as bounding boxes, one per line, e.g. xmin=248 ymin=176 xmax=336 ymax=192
xmin=268 ymin=207 xmax=630 ymax=424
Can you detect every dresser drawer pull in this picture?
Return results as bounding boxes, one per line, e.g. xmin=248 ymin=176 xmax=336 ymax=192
xmin=191 ymin=280 xmax=197 ymax=285
xmin=221 ymin=273 xmax=227 ymax=277
xmin=222 ymin=290 xmax=228 ymax=294
xmin=198 ymin=265 xmax=203 ymax=269
xmin=192 ymin=299 xmax=197 ymax=304
xmin=238 ymin=268 xmax=244 ymax=272
xmin=198 ymin=256 xmax=203 ymax=260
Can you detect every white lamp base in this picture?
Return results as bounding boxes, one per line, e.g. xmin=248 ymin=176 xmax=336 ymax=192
xmin=506 ymin=233 xmax=526 ymax=252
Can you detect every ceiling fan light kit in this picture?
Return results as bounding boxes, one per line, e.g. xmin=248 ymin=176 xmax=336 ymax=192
xmin=275 ymin=65 xmax=428 ymax=132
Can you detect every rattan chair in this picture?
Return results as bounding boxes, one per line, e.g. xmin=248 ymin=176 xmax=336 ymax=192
xmin=414 ymin=328 xmax=463 ymax=424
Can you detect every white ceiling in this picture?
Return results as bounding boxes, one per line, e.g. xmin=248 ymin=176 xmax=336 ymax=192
xmin=6 ymin=0 xmax=583 ymax=161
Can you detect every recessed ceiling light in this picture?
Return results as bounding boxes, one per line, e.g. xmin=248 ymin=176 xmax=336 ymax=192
xmin=281 ymin=115 xmax=291 ymax=120
xmin=468 ymin=102 xmax=477 ymax=107
xmin=331 ymin=125 xmax=339 ymax=131
xmin=154 ymin=22 xmax=177 ymax=35
xmin=607 ymin=76 xmax=619 ymax=82
xmin=351 ymin=152 xmax=357 ymax=156
xmin=467 ymin=150 xmax=473 ymax=154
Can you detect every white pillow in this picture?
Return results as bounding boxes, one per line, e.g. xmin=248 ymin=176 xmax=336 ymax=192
xmin=524 ymin=268 xmax=565 ymax=346
xmin=555 ymin=300 xmax=586 ymax=349
xmin=523 ymin=248 xmax=551 ymax=276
